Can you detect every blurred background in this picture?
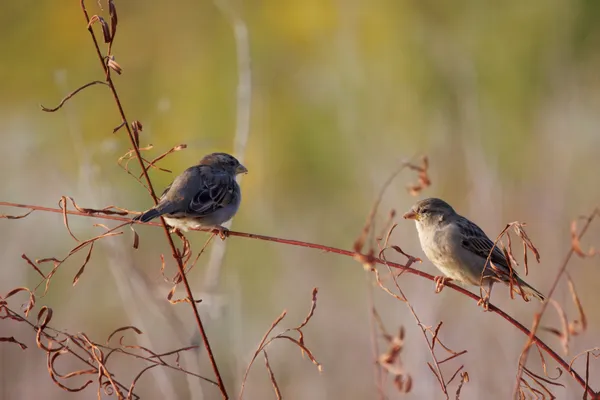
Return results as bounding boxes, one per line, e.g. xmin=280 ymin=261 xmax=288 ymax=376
xmin=1 ymin=1 xmax=600 ymax=399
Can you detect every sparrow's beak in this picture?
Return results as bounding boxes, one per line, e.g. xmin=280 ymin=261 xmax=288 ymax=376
xmin=236 ymin=164 xmax=248 ymax=174
xmin=402 ymin=210 xmax=418 ymax=220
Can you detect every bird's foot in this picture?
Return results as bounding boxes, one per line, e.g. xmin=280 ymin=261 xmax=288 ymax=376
xmin=434 ymin=276 xmax=452 ymax=293
xmin=212 ymin=225 xmax=230 ymax=240
xmin=476 ymin=296 xmax=491 ymax=311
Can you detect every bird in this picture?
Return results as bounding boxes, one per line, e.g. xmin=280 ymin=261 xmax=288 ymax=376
xmin=403 ymin=198 xmax=545 ymax=307
xmin=133 ymin=152 xmax=247 ymax=237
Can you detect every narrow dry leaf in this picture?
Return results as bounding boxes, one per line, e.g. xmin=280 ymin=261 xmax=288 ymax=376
xmin=566 ymin=275 xmax=587 ymax=336
xmin=108 ymin=0 xmax=117 ymax=40
xmin=58 ymin=196 xmax=80 ymax=242
xmin=139 ymin=144 xmax=187 ymax=178
xmin=113 ymin=121 xmax=126 ymax=133
xmin=97 ymin=16 xmax=111 ymax=43
xmin=0 ymin=209 xmax=34 ymax=219
xmin=541 ymin=299 xmax=570 ymax=355
xmin=0 ymin=336 xmax=27 ymax=350
xmin=132 ymin=229 xmax=139 ymax=249
xmin=131 ymin=120 xmax=142 ymax=147
xmin=21 ymin=254 xmax=46 ymax=279
xmin=72 ymin=243 xmax=95 ymax=286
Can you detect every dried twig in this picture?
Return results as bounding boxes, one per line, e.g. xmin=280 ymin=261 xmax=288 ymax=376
xmin=239 ymin=288 xmax=321 ymax=399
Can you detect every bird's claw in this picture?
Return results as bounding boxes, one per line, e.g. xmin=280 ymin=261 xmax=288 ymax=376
xmin=434 ymin=276 xmax=452 ymax=293
xmin=213 ymin=226 xmax=230 ymax=240
xmin=477 ymin=296 xmax=491 ymax=311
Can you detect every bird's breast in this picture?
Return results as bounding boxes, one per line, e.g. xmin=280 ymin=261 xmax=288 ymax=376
xmin=416 ymin=222 xmax=476 ymax=283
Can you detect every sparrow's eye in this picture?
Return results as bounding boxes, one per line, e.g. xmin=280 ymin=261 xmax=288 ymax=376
xmin=420 ymin=207 xmax=429 ymax=214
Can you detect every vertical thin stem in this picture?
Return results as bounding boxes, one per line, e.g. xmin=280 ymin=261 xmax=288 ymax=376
xmin=79 ymin=1 xmax=228 ymax=397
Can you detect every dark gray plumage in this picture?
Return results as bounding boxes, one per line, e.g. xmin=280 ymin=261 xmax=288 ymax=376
xmin=134 ymin=153 xmax=247 ymax=232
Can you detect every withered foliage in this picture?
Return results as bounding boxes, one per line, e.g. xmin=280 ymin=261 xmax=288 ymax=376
xmin=372 ymin=310 xmax=412 ymax=393
xmin=239 ymin=288 xmax=322 ymax=400
xmin=479 ymin=221 xmax=542 ymax=306
xmin=1 ymin=301 xmax=211 ymax=400
xmin=514 ymin=208 xmax=599 ymax=398
xmin=352 ymin=167 xmax=473 ymax=399
xmin=2 ymin=0 xmax=600 ymax=399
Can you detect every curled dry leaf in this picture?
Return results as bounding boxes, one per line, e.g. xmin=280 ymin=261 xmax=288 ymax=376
xmin=3 ymin=287 xmax=36 ymax=317
xmin=406 ymin=155 xmax=431 ymax=196
xmin=376 ymin=319 xmax=412 ymax=393
xmin=541 ymin=299 xmax=570 ymax=355
xmin=0 ymin=336 xmax=27 ymax=350
xmin=107 ymin=57 xmax=122 ymax=74
xmin=455 ymin=371 xmax=469 ymax=399
xmin=107 ymin=326 xmax=143 ymax=344
xmin=166 ymin=286 xmax=189 ymax=305
xmin=571 ymin=220 xmax=597 ymax=258
xmin=566 ymin=275 xmax=587 ymax=336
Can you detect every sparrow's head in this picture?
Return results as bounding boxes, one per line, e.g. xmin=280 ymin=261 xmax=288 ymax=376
xmin=200 ymin=152 xmax=248 ymax=175
xmin=403 ymin=198 xmax=456 ymax=225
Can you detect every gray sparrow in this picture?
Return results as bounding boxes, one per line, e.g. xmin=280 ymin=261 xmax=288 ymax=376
xmin=403 ymin=198 xmax=545 ymax=305
xmin=134 ymin=152 xmax=247 ymax=236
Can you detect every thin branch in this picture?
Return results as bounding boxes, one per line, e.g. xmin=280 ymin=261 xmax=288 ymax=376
xmin=78 ymin=1 xmax=228 ymax=396
xmin=1 ymin=200 xmax=592 ymax=394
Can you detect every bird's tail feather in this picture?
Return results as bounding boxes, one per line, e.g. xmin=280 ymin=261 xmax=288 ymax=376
xmin=516 ymin=277 xmax=545 ymax=302
xmin=133 ymin=208 xmax=165 ymax=223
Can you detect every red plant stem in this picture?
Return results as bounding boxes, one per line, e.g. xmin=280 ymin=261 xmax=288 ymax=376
xmin=78 ymin=2 xmax=228 ymax=397
xmin=0 ymin=201 xmax=593 ymax=395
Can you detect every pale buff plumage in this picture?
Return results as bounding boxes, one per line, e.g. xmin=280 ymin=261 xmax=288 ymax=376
xmin=403 ymin=198 xmax=545 ymax=303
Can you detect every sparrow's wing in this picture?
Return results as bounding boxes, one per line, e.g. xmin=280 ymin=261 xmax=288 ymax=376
xmin=187 ymin=168 xmax=239 ymax=217
xmin=457 ymin=216 xmax=510 ymax=272
xmin=159 ymin=183 xmax=172 ymax=200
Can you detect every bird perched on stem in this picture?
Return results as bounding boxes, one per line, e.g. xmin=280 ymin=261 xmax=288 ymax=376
xmin=133 ymin=152 xmax=247 ymax=238
xmin=403 ymin=198 xmax=545 ymax=309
